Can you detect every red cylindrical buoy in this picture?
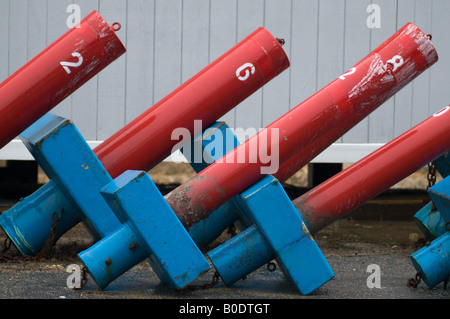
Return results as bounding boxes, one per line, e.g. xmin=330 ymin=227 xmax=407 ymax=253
xmin=94 ymin=27 xmax=289 ymax=179
xmin=0 ymin=10 xmax=126 ymax=149
xmin=164 ymin=23 xmax=438 ymax=230
xmin=294 ymin=105 xmax=450 ymax=235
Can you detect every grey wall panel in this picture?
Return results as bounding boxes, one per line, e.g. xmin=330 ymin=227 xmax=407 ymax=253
xmin=1 ymin=0 xmax=449 ymax=154
xmin=0 ymin=0 xmax=9 ymax=81
xmin=124 ymin=0 xmax=155 ymax=125
xmin=209 ymin=0 xmax=237 ymax=127
xmin=71 ymin=0 xmax=100 ymax=139
xmin=342 ymin=0 xmax=371 ymax=143
xmin=429 ymin=0 xmax=450 ymax=119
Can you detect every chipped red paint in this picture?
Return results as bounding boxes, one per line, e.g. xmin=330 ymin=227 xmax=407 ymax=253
xmin=0 ymin=11 xmax=125 ymax=149
xmin=274 ymin=23 xmax=438 ymax=183
xmin=294 ymin=105 xmax=450 ymax=235
xmin=94 ymin=27 xmax=289 ymax=179
xmin=164 ymin=23 xmax=438 ymax=230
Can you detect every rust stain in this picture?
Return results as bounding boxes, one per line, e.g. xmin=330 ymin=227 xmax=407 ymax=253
xmin=165 ymin=174 xmax=227 ymax=230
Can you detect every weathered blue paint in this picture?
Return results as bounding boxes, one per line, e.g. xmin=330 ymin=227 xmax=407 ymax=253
xmin=208 ymin=175 xmax=334 ymax=295
xmin=428 ymin=176 xmax=450 ymax=222
xmin=411 ymin=154 xmax=450 ymax=289
xmin=80 ymin=170 xmax=210 ymax=290
xmin=18 ymin=113 xmax=121 ymax=238
xmin=414 ymin=153 xmax=450 ymax=239
xmin=414 ymin=202 xmax=447 ymax=240
xmin=0 ymin=180 xmax=80 ymax=255
xmin=208 ymin=225 xmax=273 ymax=285
xmin=1 ymin=114 xmax=211 ymax=290
xmin=411 ymin=231 xmax=450 ymax=288
xmin=435 ymin=153 xmax=450 ymax=178
xmin=0 ymin=113 xmax=121 ymax=255
xmin=185 ymin=122 xmax=243 ymax=247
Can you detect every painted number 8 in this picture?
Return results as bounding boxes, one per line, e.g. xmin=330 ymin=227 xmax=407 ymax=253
xmin=387 ymin=55 xmax=404 ymax=72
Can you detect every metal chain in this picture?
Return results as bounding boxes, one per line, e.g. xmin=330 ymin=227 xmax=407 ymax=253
xmin=407 ymin=164 xmax=436 ymax=289
xmin=426 ymin=161 xmax=438 ymax=212
xmin=181 ymin=271 xmax=220 ymax=291
xmin=0 ymin=210 xmax=63 ymax=263
xmin=407 ymin=272 xmax=421 ymax=288
xmin=409 ymin=164 xmax=448 ymax=291
xmin=427 ymin=161 xmax=437 ymax=190
xmin=74 ymin=266 xmax=88 ymax=290
xmin=1 ymin=237 xmax=11 ymax=254
xmin=35 ymin=209 xmax=63 ymax=260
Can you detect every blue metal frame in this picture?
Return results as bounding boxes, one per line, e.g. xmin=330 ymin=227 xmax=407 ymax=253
xmin=80 ymin=170 xmax=210 ymax=289
xmin=208 ymin=175 xmax=334 ymax=295
xmin=411 ymin=154 xmax=450 ymax=289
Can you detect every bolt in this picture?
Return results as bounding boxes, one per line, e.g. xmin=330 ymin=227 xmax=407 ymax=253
xmin=276 ymin=38 xmax=285 ymax=46
xmin=105 ymin=258 xmax=112 ymax=265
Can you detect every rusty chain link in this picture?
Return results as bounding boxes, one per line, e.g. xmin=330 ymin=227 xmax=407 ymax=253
xmin=74 ymin=266 xmax=88 ymax=290
xmin=0 ymin=209 xmax=63 ymax=263
xmin=406 ymin=162 xmax=438 ymax=288
xmin=406 ymin=272 xmax=421 ymax=288
xmin=35 ymin=210 xmax=63 ymax=260
xmin=427 ymin=161 xmax=437 ymax=190
xmin=181 ymin=271 xmax=220 ymax=291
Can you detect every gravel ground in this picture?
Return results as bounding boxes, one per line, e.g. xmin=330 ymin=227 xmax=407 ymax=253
xmin=0 ymin=219 xmax=446 ymax=301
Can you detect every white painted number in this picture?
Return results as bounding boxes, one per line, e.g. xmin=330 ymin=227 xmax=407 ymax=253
xmin=387 ymin=55 xmax=404 ymax=72
xmin=236 ymin=63 xmax=255 ymax=81
xmin=60 ymin=52 xmax=84 ymax=74
xmin=339 ymin=67 xmax=356 ymax=80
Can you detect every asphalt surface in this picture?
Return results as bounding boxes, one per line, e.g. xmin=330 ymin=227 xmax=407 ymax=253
xmin=0 ymin=219 xmax=447 ymax=301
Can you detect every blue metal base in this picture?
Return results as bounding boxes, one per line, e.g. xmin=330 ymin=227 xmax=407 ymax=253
xmin=435 ymin=153 xmax=450 ymax=179
xmin=428 ymin=175 xmax=450 ymax=221
xmin=182 ymin=123 xmax=334 ymax=294
xmin=410 ymin=231 xmax=450 ymax=288
xmin=79 ymin=170 xmax=210 ymax=290
xmin=414 ymin=202 xmax=447 ymax=241
xmin=411 ymin=153 xmax=450 ymax=289
xmin=414 ymin=153 xmax=450 ymax=239
xmin=0 ymin=113 xmax=121 ymax=255
xmin=182 ymin=122 xmax=244 ymax=247
xmin=0 ymin=180 xmax=80 ymax=255
xmin=208 ymin=175 xmax=334 ymax=295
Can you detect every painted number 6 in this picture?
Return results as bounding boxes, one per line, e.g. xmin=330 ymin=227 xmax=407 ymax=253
xmin=60 ymin=52 xmax=84 ymax=74
xmin=236 ymin=63 xmax=255 ymax=81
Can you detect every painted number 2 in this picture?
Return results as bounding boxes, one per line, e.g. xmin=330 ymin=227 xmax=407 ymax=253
xmin=339 ymin=54 xmax=404 ymax=81
xmin=60 ymin=52 xmax=83 ymax=74
xmin=339 ymin=67 xmax=356 ymax=80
